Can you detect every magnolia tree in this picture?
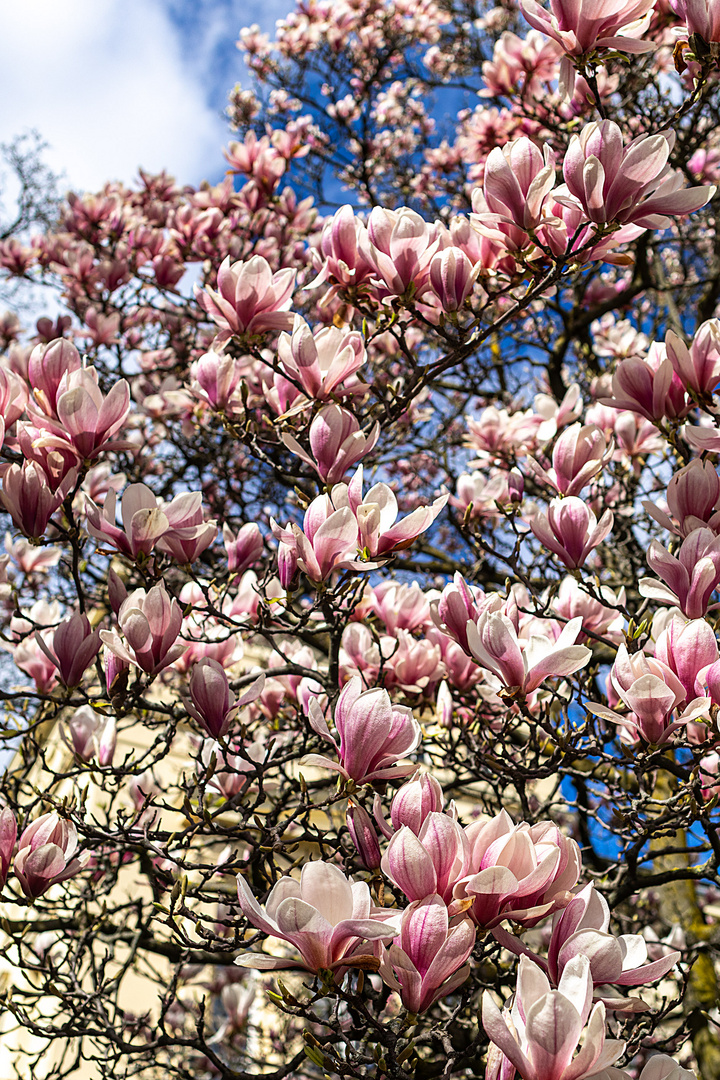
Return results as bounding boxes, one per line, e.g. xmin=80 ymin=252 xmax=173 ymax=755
xmin=1 ymin=1 xmax=720 ymax=1078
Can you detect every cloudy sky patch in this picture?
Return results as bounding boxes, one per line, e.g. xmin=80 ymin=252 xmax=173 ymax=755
xmin=0 ymin=0 xmax=289 ymax=194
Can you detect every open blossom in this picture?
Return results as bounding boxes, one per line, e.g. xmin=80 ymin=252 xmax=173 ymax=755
xmin=530 ymin=497 xmax=613 ymax=569
xmin=303 ymin=675 xmax=421 ymax=785
xmin=100 ymin=584 xmax=185 ymax=676
xmin=33 ymin=366 xmax=131 ymax=461
xmin=366 ymin=580 xmax=431 ymax=634
xmin=27 ymin=338 xmax=81 ymax=418
xmin=271 ymin=468 xmax=448 ymax=583
xmin=348 ymin=467 xmax=448 ymax=559
xmin=87 ymin=484 xmax=216 ymax=563
xmin=520 ymin=0 xmax=654 ymax=59
xmin=271 ymin=496 xmax=359 ymax=583
xmin=480 ymin=138 xmax=557 ymax=237
xmin=665 ymin=320 xmax=720 ymax=398
xmin=670 ymin=0 xmax=720 ymax=42
xmin=640 ymin=527 xmax=720 ymax=617
xmin=529 ymin=423 xmax=611 ymax=497
xmin=235 ymin=861 xmax=395 ymax=972
xmin=14 ymin=812 xmax=88 ymax=900
xmin=552 ymin=577 xmax=625 ymax=643
xmin=457 ymin=811 xmax=581 ymax=928
xmin=282 ymin=404 xmax=379 ymax=485
xmin=378 ymin=894 xmax=476 ymax=1014
xmin=587 ymin=642 xmax=710 ymax=745
xmin=365 ymin=206 xmax=439 ymax=299
xmin=494 ymin=883 xmax=680 ymax=1009
xmin=196 ymin=254 xmax=296 ymax=340
xmin=654 ymin=614 xmax=720 ymax=703
xmin=483 ymin=955 xmax=625 ymax=1080
xmin=601 ymin=344 xmax=689 ymax=423
xmin=561 ymin=122 xmax=715 ymax=230
xmin=62 ymin=706 xmax=117 ymax=765
xmin=466 ymin=610 xmax=591 ymax=695
xmin=277 ymin=316 xmax=367 ymax=400
xmin=431 ymin=572 xmax=488 ymax=654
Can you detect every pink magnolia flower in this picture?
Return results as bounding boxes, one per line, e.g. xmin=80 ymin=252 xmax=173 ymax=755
xmin=644 ymin=459 xmax=720 ymax=537
xmin=640 ymin=527 xmax=720 ymax=617
xmin=386 ymin=771 xmax=445 ymax=836
xmin=481 ymin=138 xmax=557 ymax=238
xmin=0 ymin=807 xmax=16 ymax=890
xmin=348 ymin=467 xmax=448 ymax=558
xmin=654 ymin=614 xmax=720 ymax=703
xmin=0 ymin=365 xmax=28 ymax=428
xmin=346 ymin=802 xmax=382 ymax=870
xmin=452 ymin=468 xmax=524 ymax=520
xmin=366 ymin=580 xmax=431 ymax=634
xmin=27 ymin=337 xmax=81 ymax=418
xmin=483 ymin=954 xmax=625 ymax=1080
xmin=277 ymin=317 xmax=367 ymax=400
xmin=383 ymin=629 xmax=444 ymax=695
xmin=601 ymin=344 xmax=690 ymax=423
xmin=1 ymin=462 xmax=76 ymax=539
xmin=670 ymin=0 xmax=720 ymax=41
xmin=154 ymin=493 xmax=218 ymax=564
xmin=494 ymin=883 xmax=680 ymax=1010
xmin=552 ymin=577 xmax=625 ymax=643
xmin=187 ymin=660 xmax=264 ymax=740
xmin=308 ymin=204 xmax=376 ymax=293
xmin=62 ymin=706 xmax=117 ymax=766
xmin=34 ymin=367 xmax=131 ymax=461
xmin=530 ymin=497 xmax=613 ymax=569
xmin=190 ymin=348 xmax=242 ymax=411
xmin=457 ymin=811 xmax=581 ymax=928
xmin=196 ymin=254 xmax=295 ymax=340
xmin=431 ymin=572 xmax=488 ymax=655
xmin=466 ymin=611 xmax=591 ymax=695
xmin=382 ymin=813 xmax=468 ymax=905
xmin=100 ymin=584 xmax=185 ymax=676
xmin=529 ymin=423 xmax=611 ymax=497
xmin=520 ymin=0 xmax=654 ymax=61
xmin=304 ymin=675 xmax=421 ymax=785
xmin=235 ymin=861 xmax=395 ymax=972
xmin=587 ymin=642 xmax=710 ymax=745
xmin=271 ymin=495 xmax=359 ymax=584
xmin=36 ymin=612 xmax=101 ymax=688
xmin=378 ymin=894 xmax=476 ymax=1013
xmin=86 ymin=484 xmax=216 ymax=563
xmin=13 ymin=634 xmax=58 ymax=693
xmin=562 ymin=122 xmax=715 ymax=230
xmin=224 ymin=522 xmax=264 ymax=575
xmin=428 ymin=247 xmax=479 ymax=311
xmin=14 ymin=812 xmax=88 ymax=899
xmin=666 ymin=320 xmax=720 ymax=398
xmin=282 ymin=404 xmax=380 ymax=485
xmin=365 ymin=206 xmax=440 ymax=300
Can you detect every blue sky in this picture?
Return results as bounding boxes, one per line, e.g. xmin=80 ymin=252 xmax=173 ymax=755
xmin=0 ymin=0 xmax=293 ymax=195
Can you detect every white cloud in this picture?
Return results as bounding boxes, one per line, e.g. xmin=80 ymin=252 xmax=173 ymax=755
xmin=0 ymin=0 xmax=232 ymax=192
